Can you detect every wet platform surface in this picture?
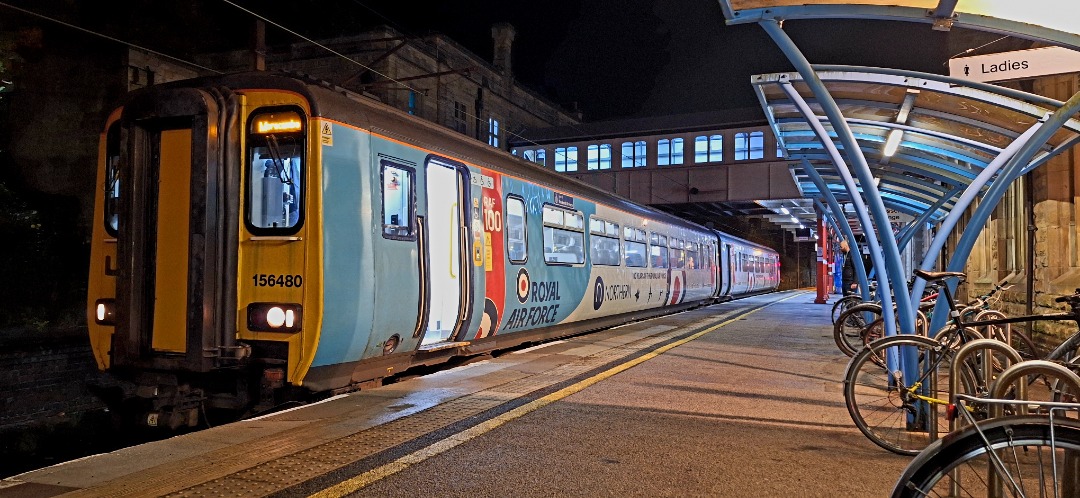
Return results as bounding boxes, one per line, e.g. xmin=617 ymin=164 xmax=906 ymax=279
xmin=1 ymin=290 xmax=910 ymax=497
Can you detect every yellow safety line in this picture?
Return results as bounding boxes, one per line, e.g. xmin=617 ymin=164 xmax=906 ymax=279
xmin=310 ymin=291 xmax=805 ymax=497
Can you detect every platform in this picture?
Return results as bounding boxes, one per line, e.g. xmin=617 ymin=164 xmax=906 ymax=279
xmin=1 ymin=290 xmax=910 ymax=497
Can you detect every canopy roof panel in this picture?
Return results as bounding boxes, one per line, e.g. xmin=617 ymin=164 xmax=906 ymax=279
xmin=753 ymin=66 xmax=1080 ymax=222
xmin=719 ymin=1 xmax=1080 ymax=51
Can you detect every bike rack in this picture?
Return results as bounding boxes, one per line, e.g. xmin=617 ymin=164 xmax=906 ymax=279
xmin=949 ymin=339 xmax=1023 ymax=435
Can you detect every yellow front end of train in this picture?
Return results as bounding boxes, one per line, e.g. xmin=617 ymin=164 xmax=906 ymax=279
xmin=85 ymin=84 xmax=326 ymax=426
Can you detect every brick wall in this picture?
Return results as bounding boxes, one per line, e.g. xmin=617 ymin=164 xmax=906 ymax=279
xmin=0 ymin=328 xmax=106 ymax=430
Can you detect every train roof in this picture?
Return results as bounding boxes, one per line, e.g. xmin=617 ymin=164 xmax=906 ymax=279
xmin=717 ymin=231 xmax=778 ymax=255
xmin=131 ymin=70 xmax=729 ymax=238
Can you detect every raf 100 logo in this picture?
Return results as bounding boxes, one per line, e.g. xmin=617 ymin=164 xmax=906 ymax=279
xmin=506 ymin=269 xmax=561 ymax=330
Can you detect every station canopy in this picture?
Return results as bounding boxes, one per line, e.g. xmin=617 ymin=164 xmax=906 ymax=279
xmin=718 ymin=0 xmax=1080 ymax=225
xmin=752 ymin=67 xmax=1080 ymax=223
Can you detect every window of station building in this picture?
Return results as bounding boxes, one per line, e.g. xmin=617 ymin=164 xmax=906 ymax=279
xmin=505 ymin=196 xmax=527 ymax=263
xmin=587 ymin=144 xmax=612 ymax=171
xmin=649 ymin=233 xmax=669 ymax=268
xmin=735 ymin=131 xmax=764 ymax=160
xmin=379 ymin=160 xmax=415 ymax=240
xmin=554 ymin=147 xmax=579 ymax=172
xmin=657 ymin=138 xmax=684 ymax=166
xmin=623 ymin=227 xmax=648 ymax=267
xmin=246 ymin=108 xmax=305 ymax=234
xmin=776 ymin=141 xmax=785 ymax=159
xmin=452 ymin=101 xmax=467 ymax=134
xmin=621 ymin=141 xmax=647 ymax=168
xmin=695 ymin=135 xmax=722 ymax=163
xmin=589 ymin=217 xmax=621 ymax=266
xmin=542 ymin=205 xmax=584 ymax=265
xmin=536 ymin=149 xmax=547 ymax=167
xmin=488 ymin=117 xmax=500 ymax=148
xmin=521 ymin=149 xmax=534 ymax=161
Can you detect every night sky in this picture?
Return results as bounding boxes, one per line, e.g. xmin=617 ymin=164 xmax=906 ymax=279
xmin=1 ymin=0 xmax=963 ymax=121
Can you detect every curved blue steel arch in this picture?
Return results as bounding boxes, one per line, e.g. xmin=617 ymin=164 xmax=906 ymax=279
xmin=720 ymin=5 xmax=1080 ymax=54
xmin=924 ymin=92 xmax=1080 ymax=334
xmin=765 ymin=39 xmax=916 ymax=342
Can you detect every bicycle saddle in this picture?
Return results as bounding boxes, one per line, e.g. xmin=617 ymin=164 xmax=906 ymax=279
xmin=913 ymin=269 xmax=966 ymax=282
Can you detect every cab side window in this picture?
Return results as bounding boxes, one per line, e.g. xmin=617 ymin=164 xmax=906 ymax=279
xmin=381 ymin=161 xmax=416 ymax=240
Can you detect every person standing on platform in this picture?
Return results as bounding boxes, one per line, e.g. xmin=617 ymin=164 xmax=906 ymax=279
xmin=840 ymin=240 xmax=857 ymax=296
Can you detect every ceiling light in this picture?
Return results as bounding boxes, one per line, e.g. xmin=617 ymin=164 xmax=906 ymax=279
xmin=779 ymin=207 xmax=789 ymax=215
xmin=883 ymin=129 xmax=903 ymax=157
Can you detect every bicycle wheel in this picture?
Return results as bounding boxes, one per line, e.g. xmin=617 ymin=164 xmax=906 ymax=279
xmin=834 ymin=303 xmax=882 ymax=357
xmin=861 ymin=310 xmax=930 ymax=352
xmin=891 ymin=416 xmax=1080 ymax=498
xmin=831 ymin=294 xmax=863 ymax=324
xmin=844 ymin=334 xmax=975 ymax=455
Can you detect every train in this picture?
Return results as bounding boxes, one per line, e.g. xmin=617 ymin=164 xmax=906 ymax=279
xmin=86 ymin=71 xmax=780 ymax=429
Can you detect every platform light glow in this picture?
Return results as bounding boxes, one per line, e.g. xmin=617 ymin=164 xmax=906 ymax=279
xmin=96 ymin=303 xmax=106 ymax=322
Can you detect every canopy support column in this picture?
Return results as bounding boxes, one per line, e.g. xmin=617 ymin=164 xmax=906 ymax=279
xmin=815 ymin=206 xmax=830 ymax=303
xmin=803 ymin=160 xmax=869 ymax=301
xmin=770 ymin=53 xmax=913 ymax=336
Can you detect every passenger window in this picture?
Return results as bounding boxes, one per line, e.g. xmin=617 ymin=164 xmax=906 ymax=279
xmin=670 ymin=238 xmax=685 ymax=269
xmin=589 ymin=216 xmax=620 ymax=266
xmin=543 ymin=205 xmax=584 ymax=264
xmin=104 ymin=122 xmax=121 ymax=236
xmin=650 ymin=234 xmax=669 ymax=269
xmin=624 ymin=227 xmax=647 ymax=268
xmin=686 ymin=243 xmax=700 ymax=270
xmin=246 ymin=109 xmax=305 ymax=233
xmin=381 ymin=161 xmax=415 ymax=239
xmin=506 ymin=196 xmax=527 ymax=263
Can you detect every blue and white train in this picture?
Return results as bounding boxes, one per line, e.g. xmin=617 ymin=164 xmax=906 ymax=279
xmin=86 ymin=71 xmax=780 ymax=428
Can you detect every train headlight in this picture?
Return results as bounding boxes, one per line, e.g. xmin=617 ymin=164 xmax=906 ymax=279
xmin=248 ymin=303 xmax=302 ymax=332
xmin=95 ymin=299 xmax=116 ymax=326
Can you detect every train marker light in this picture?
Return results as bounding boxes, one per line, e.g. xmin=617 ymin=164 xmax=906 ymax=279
xmin=266 ymin=307 xmax=287 ymax=328
xmin=95 ymin=299 xmax=116 ymax=325
xmin=248 ymin=303 xmax=303 ymax=332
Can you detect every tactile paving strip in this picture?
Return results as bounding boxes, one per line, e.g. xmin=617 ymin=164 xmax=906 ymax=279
xmin=72 ymin=301 xmax=761 ymax=497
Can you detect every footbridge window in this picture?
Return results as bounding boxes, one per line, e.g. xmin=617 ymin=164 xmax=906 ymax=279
xmin=735 ymin=131 xmax=764 ymax=160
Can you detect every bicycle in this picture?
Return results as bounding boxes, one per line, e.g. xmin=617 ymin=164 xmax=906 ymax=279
xmin=892 ymin=392 xmax=1080 ymax=497
xmin=843 ymin=271 xmax=1080 ymax=455
xmin=831 ymin=286 xmax=872 ymax=325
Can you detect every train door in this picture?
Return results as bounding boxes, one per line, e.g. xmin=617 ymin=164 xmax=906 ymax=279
xmin=108 ymin=93 xmax=239 ymax=373
xmin=720 ymin=243 xmax=733 ymax=297
xmin=420 ymin=158 xmax=470 ymax=346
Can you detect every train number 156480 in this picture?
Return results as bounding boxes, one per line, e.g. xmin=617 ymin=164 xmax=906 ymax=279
xmin=252 ymin=274 xmax=303 ymax=287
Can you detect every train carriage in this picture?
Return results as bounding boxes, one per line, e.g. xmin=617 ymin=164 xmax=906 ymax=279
xmin=86 ymin=71 xmax=778 ymax=428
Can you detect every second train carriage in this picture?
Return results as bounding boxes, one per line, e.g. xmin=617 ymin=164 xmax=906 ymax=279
xmin=86 ymin=71 xmax=779 ymax=428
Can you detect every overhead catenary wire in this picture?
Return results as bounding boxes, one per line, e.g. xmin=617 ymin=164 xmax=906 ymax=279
xmin=2 ymin=1 xmax=721 ymax=221
xmin=0 ymin=1 xmax=223 ymax=74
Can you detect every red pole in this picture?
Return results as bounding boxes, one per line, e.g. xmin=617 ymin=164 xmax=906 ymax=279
xmin=815 ymin=209 xmax=829 ymax=304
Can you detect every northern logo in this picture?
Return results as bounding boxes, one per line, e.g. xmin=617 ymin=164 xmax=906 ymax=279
xmin=593 ymin=276 xmax=604 ymax=310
